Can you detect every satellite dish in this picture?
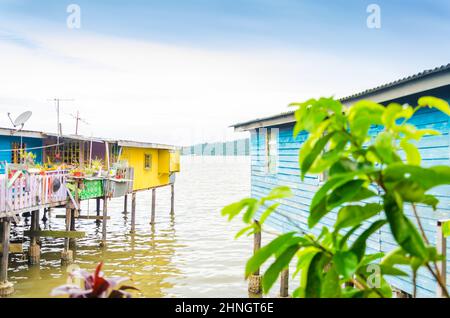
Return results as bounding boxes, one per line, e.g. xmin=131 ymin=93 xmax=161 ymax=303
xmin=14 ymin=111 xmax=32 ymax=127
xmin=8 ymin=111 xmax=32 ymax=131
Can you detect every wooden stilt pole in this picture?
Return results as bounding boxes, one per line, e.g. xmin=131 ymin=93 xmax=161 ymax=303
xmin=101 ymin=196 xmax=108 ymax=247
xmin=170 ymin=184 xmax=175 ymax=215
xmin=150 ymin=189 xmax=156 ymax=225
xmin=280 ymin=269 xmax=290 ymax=298
xmin=248 ymin=220 xmax=262 ymax=294
xmin=123 ymin=195 xmax=128 ymax=214
xmin=0 ymin=219 xmax=14 ymax=296
xmin=61 ymin=205 xmax=73 ymax=265
xmin=69 ymin=209 xmax=76 ymax=250
xmin=437 ymin=220 xmax=447 ymax=298
xmin=95 ymin=197 xmax=101 ymax=224
xmin=42 ymin=208 xmax=48 ymax=223
xmin=28 ymin=210 xmax=40 ymax=265
xmin=131 ymin=192 xmax=136 ymax=234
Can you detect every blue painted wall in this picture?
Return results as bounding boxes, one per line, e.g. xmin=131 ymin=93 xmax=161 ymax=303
xmin=0 ymin=135 xmax=43 ymax=173
xmin=249 ymin=93 xmax=450 ymax=297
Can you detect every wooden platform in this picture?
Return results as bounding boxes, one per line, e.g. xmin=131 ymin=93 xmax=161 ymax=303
xmin=24 ymin=230 xmax=86 ymax=239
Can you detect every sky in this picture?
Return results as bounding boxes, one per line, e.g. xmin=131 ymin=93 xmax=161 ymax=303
xmin=0 ymin=0 xmax=449 ymax=146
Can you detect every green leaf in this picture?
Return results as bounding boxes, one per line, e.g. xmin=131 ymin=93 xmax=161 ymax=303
xmin=395 ymin=124 xmax=440 ymax=141
xmin=360 ymin=253 xmax=385 ymax=266
xmin=262 ymin=244 xmax=300 ymax=293
xmin=378 ymin=264 xmax=409 ymax=277
xmin=383 ymin=193 xmax=428 ymax=259
xmin=333 ymin=251 xmax=359 ymax=279
xmin=305 ymin=252 xmax=329 ymax=298
xmin=300 ymin=132 xmax=335 ymax=180
xmin=242 ymin=200 xmax=261 ymax=224
xmin=348 ymin=100 xmax=385 ymax=143
xmin=245 ymin=232 xmax=296 ymax=277
xmin=261 ymin=186 xmax=293 ymax=203
xmin=259 ymin=203 xmax=279 ymax=225
xmin=382 ymin=103 xmax=413 ymax=128
xmin=350 ymin=220 xmax=387 ymax=261
xmin=309 ymin=176 xmax=355 ymax=228
xmin=418 ymin=96 xmax=450 ymax=115
xmin=400 ymin=139 xmax=421 ymax=166
xmin=373 ymin=132 xmax=401 ymax=164
xmin=222 ymin=198 xmax=258 ymax=222
xmin=420 ymin=195 xmax=439 ymax=210
xmin=375 ymin=276 xmax=393 ymax=298
xmin=327 ymin=179 xmax=366 ymax=210
xmin=383 ymin=164 xmax=450 ymax=192
xmin=293 ymin=247 xmax=321 ymax=278
xmin=442 ymin=221 xmax=450 ymax=238
xmin=381 ymin=247 xmax=410 ymax=267
xmin=321 ymin=265 xmax=342 ymax=298
xmin=394 ymin=180 xmax=426 ymax=203
xmin=338 ymin=225 xmax=361 ymax=250
xmin=329 ymin=158 xmax=358 ymax=176
xmin=335 ymin=203 xmax=383 ymax=230
xmin=234 ymin=225 xmax=254 ymax=239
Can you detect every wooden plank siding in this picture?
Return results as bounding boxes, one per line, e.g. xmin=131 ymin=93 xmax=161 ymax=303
xmin=249 ymin=100 xmax=450 ymax=297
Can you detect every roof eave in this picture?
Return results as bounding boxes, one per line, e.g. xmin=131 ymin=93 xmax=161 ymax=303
xmin=0 ymin=127 xmax=45 ymax=139
xmin=117 ymin=140 xmax=178 ymax=150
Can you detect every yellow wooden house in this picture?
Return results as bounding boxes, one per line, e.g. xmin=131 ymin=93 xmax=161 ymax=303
xmin=116 ymin=140 xmax=180 ymax=192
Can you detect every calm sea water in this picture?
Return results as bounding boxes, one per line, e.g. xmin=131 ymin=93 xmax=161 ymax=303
xmin=7 ymin=156 xmax=286 ymax=298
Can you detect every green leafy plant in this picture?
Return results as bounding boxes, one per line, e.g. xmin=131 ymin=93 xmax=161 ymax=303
xmin=222 ymin=96 xmax=450 ymax=298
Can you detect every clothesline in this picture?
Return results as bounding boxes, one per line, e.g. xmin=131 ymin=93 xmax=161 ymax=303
xmin=0 ymin=142 xmax=65 ymax=152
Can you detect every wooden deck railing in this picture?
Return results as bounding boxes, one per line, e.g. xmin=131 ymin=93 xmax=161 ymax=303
xmin=0 ymin=170 xmax=68 ymax=217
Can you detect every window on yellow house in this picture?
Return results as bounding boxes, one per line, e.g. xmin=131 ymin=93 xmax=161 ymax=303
xmin=144 ymin=154 xmax=152 ymax=170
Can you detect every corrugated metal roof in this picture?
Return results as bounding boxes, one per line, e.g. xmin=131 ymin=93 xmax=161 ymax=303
xmin=233 ymin=63 xmax=450 ymax=128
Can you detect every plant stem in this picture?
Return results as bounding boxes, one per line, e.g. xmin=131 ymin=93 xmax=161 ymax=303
xmin=426 ymin=264 xmax=450 ymax=298
xmin=411 ymin=204 xmax=450 ymax=297
xmin=411 ymin=203 xmax=429 ymax=245
xmin=412 ymin=271 xmax=417 ymax=298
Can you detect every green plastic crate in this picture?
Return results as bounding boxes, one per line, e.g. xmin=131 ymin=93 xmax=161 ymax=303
xmin=78 ymin=179 xmax=104 ymax=200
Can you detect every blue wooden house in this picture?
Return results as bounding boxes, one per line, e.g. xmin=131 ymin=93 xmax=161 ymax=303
xmin=233 ymin=64 xmax=450 ymax=297
xmin=0 ymin=127 xmax=45 ymax=173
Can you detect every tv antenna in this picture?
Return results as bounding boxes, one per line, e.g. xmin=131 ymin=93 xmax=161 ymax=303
xmin=7 ymin=111 xmax=32 ymax=132
xmin=48 ymin=98 xmax=74 ymax=137
xmin=69 ymin=110 xmax=89 ymax=135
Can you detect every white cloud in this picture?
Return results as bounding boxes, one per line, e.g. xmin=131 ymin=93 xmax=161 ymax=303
xmin=0 ymin=24 xmax=425 ymax=146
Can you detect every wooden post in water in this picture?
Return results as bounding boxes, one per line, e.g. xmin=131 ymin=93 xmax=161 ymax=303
xmin=279 ymin=269 xmax=290 ymax=298
xmin=123 ymin=195 xmax=128 ymax=215
xmin=61 ymin=205 xmax=73 ymax=265
xmin=437 ymin=220 xmax=447 ymax=298
xmin=96 ymin=197 xmax=101 ymax=224
xmin=101 ymin=196 xmax=108 ymax=247
xmin=69 ymin=209 xmax=76 ymax=249
xmin=170 ymin=184 xmax=175 ymax=215
xmin=131 ymin=192 xmax=136 ymax=233
xmin=248 ymin=220 xmax=262 ymax=294
xmin=42 ymin=208 xmax=48 ymax=223
xmin=0 ymin=218 xmax=14 ymax=296
xmin=28 ymin=210 xmax=40 ymax=265
xmin=150 ymin=188 xmax=156 ymax=225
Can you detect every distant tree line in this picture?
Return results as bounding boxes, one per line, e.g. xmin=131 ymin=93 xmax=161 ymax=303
xmin=181 ymin=139 xmax=250 ymax=156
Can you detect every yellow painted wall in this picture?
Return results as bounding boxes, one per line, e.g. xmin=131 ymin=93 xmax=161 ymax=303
xmin=170 ymin=150 xmax=181 ymax=172
xmin=120 ymin=147 xmax=170 ymax=191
